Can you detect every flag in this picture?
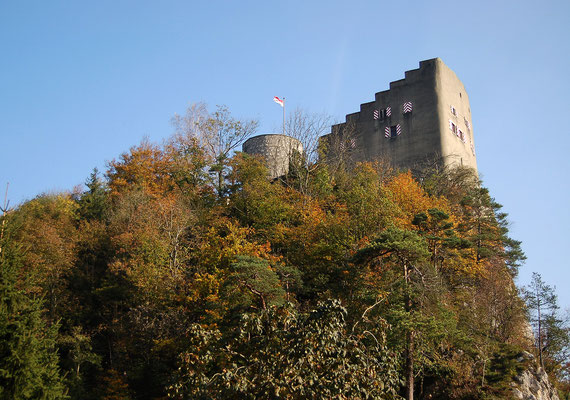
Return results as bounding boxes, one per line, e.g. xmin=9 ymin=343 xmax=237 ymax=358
xmin=273 ymin=96 xmax=284 ymax=107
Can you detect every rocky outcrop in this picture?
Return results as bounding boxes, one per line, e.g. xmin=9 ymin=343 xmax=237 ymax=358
xmin=510 ymin=351 xmax=559 ymax=400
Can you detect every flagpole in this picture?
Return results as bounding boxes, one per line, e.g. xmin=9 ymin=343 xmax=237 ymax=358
xmin=282 ymin=97 xmax=285 ymax=135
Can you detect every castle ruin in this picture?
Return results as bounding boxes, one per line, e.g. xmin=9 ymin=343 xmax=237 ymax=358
xmin=242 ymin=134 xmax=303 ymax=180
xmin=244 ymin=58 xmax=477 ymax=177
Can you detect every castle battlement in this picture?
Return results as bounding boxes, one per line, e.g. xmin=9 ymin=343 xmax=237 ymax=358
xmin=326 ymin=58 xmax=477 ymax=173
xmin=245 ymin=59 xmax=477 ymax=178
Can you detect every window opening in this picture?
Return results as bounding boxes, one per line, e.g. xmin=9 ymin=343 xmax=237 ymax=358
xmin=458 ymin=129 xmax=465 ymax=142
xmin=374 ymin=108 xmax=389 ymax=121
xmin=385 ymin=124 xmax=401 ymax=138
xmin=449 ymin=120 xmax=457 ymax=134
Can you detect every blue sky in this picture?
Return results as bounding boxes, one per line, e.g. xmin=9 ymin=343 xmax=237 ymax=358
xmin=1 ymin=1 xmax=569 ymax=309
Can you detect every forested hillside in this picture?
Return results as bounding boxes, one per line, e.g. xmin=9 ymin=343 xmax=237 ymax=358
xmin=1 ymin=106 xmax=567 ymax=399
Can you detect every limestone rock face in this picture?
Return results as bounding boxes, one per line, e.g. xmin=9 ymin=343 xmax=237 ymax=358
xmin=511 ymin=352 xmax=559 ymax=400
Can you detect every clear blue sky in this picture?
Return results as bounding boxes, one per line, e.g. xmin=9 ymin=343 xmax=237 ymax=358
xmin=1 ymin=1 xmax=569 ymax=309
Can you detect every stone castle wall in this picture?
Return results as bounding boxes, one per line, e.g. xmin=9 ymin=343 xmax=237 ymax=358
xmin=242 ymin=134 xmax=303 ymax=179
xmin=245 ymin=59 xmax=477 ymax=178
xmin=325 ymin=58 xmax=478 ymax=173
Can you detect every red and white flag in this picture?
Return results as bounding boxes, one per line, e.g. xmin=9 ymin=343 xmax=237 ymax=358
xmin=273 ymin=96 xmax=284 ymax=107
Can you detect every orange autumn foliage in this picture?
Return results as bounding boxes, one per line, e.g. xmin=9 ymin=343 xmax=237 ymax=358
xmin=107 ymin=139 xmax=178 ymax=197
xmin=384 ymin=172 xmax=481 ymax=275
xmin=384 ymin=171 xmax=451 ymax=228
xmin=197 ymin=218 xmax=280 ymax=272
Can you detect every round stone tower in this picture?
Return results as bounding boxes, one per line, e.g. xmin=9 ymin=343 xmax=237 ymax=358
xmin=242 ymin=134 xmax=303 ymax=180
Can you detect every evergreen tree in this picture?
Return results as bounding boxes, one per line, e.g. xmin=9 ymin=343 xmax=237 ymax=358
xmin=355 ymin=227 xmax=430 ymax=400
xmin=77 ymin=168 xmax=108 ymax=221
xmin=0 ymin=242 xmax=68 ymax=399
xmin=523 ymin=273 xmax=567 ymax=370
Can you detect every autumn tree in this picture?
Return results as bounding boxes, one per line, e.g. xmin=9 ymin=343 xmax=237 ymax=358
xmin=227 ymin=152 xmax=292 ymax=240
xmin=107 ymin=189 xmax=196 ymax=302
xmin=107 ymin=138 xmax=178 ymax=197
xmin=335 ymin=162 xmax=397 ymax=241
xmin=7 ymin=193 xmax=78 ymax=320
xmin=58 ymin=326 xmax=101 ymax=398
xmin=172 ymin=103 xmax=258 ymax=197
xmin=283 ymin=108 xmax=337 ymax=195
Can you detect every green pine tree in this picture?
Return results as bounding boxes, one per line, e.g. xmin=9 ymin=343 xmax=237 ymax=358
xmin=0 ymin=242 xmax=68 ymax=399
xmin=77 ymin=168 xmax=108 ymax=221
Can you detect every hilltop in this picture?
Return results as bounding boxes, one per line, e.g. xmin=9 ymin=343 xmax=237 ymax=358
xmin=0 ymin=105 xmax=567 ymax=399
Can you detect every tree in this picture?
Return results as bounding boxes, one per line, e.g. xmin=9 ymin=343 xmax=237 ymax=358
xmin=222 ymin=256 xmax=286 ymax=310
xmin=0 ymin=242 xmax=68 ymax=399
xmin=411 ymin=208 xmax=477 ymax=275
xmin=0 ymin=183 xmax=10 ymax=257
xmin=8 ymin=194 xmax=78 ymax=320
xmin=163 ymin=130 xmax=209 ymax=196
xmin=59 ymin=326 xmax=101 ymax=379
xmin=419 ymin=166 xmax=525 ymax=276
xmin=319 ymin=119 xmax=364 ymax=183
xmin=523 ymin=273 xmax=560 ymax=368
xmin=286 ymin=107 xmax=333 ymax=165
xmin=456 ymin=186 xmax=525 ymax=275
xmin=335 ymin=162 xmax=397 ymax=241
xmin=172 ymin=103 xmax=258 ymax=197
xmin=107 ymin=189 xmax=195 ymax=302
xmin=227 ymin=152 xmax=292 ymax=239
xmin=541 ymin=311 xmax=570 ymax=381
xmin=77 ymin=168 xmax=108 ymax=221
xmin=107 ymin=138 xmax=178 ymax=197
xmin=355 ymin=227 xmax=430 ymax=400
xmin=170 ymin=300 xmax=401 ymax=399
xmin=283 ymin=108 xmax=338 ymax=195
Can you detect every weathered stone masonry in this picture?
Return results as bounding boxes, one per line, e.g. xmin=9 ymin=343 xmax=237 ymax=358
xmin=244 ymin=58 xmax=478 ymax=177
xmin=242 ymin=134 xmax=303 ymax=180
xmin=325 ymin=58 xmax=478 ymax=173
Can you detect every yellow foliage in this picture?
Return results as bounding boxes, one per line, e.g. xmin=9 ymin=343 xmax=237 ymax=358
xmin=384 ymin=171 xmax=450 ymax=228
xmin=383 ymin=172 xmax=486 ymax=276
xmin=107 ymin=139 xmax=178 ymax=197
xmin=198 ymin=218 xmax=280 ymax=272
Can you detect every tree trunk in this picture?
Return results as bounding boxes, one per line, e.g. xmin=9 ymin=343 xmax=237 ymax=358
xmin=406 ymin=331 xmax=415 ymax=400
xmin=404 ymin=263 xmax=414 ymax=400
xmin=537 ymin=289 xmax=543 ymax=368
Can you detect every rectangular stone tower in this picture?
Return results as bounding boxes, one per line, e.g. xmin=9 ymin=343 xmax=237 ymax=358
xmin=326 ymin=58 xmax=477 ymax=173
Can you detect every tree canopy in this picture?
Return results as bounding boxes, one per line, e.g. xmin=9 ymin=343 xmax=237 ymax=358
xmin=0 ymin=104 xmax=563 ymax=399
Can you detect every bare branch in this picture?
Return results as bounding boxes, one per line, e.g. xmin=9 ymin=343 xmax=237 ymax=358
xmin=352 ymin=297 xmax=386 ymax=333
xmin=0 ymin=182 xmax=10 ymax=257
